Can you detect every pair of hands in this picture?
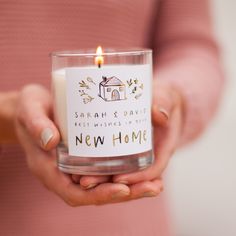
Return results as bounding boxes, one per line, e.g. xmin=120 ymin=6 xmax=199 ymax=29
xmin=15 ymin=81 xmax=184 ymax=206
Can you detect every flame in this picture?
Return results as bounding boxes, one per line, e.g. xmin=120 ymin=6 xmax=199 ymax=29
xmin=95 ymin=46 xmax=104 ymax=67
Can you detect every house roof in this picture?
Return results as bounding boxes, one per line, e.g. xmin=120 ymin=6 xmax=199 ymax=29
xmin=100 ymin=76 xmax=124 ymax=86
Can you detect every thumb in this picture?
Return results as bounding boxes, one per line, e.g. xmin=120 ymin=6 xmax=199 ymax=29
xmin=152 ymin=81 xmax=174 ymax=127
xmin=16 ymin=84 xmax=60 ymax=150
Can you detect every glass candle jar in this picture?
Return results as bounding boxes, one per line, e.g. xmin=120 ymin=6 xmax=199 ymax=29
xmin=51 ymin=48 xmax=153 ymax=175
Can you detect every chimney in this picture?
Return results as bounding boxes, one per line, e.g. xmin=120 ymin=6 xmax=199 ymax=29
xmin=102 ymin=76 xmax=107 ymax=82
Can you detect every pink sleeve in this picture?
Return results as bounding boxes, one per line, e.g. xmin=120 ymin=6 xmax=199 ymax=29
xmin=152 ymin=0 xmax=225 ymax=145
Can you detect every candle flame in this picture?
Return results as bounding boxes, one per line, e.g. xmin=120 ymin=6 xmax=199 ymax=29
xmin=95 ymin=46 xmax=104 ymax=68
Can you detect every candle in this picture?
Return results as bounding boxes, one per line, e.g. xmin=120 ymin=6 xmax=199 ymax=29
xmin=51 ymin=48 xmax=153 ymax=175
xmin=94 ymin=46 xmax=104 ymax=67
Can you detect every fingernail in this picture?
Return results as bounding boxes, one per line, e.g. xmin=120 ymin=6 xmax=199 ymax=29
xmin=41 ymin=128 xmax=53 ymax=147
xmin=84 ymin=183 xmax=98 ymax=189
xmin=142 ymin=191 xmax=157 ymax=197
xmin=112 ymin=190 xmax=130 ymax=199
xmin=117 ymin=180 xmax=129 ymax=185
xmin=159 ymin=108 xmax=169 ymax=120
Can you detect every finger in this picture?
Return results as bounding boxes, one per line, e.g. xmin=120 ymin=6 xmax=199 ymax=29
xmin=62 ymin=182 xmax=130 ymax=206
xmin=17 ymin=120 xmax=130 ymax=206
xmin=113 ymin=150 xmax=169 ymax=185
xmin=152 ymin=106 xmax=170 ymax=128
xmin=18 ymin=121 xmax=131 ymax=207
xmin=129 ymin=178 xmax=163 ymax=199
xmin=16 ymin=84 xmax=60 ymax=150
xmin=108 ymin=179 xmax=164 ymax=204
xmin=114 ymin=86 xmax=183 ymax=185
xmin=113 ymin=126 xmax=170 ymax=185
xmin=25 ymin=145 xmax=130 ymax=206
xmin=79 ymin=175 xmax=111 ymax=189
xmin=152 ymin=82 xmax=174 ymax=127
xmin=28 ymin=150 xmax=130 ymax=206
xmin=113 ymin=124 xmax=177 ymax=185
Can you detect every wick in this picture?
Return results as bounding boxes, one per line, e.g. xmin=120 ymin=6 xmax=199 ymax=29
xmin=98 ymin=62 xmax=101 ymax=68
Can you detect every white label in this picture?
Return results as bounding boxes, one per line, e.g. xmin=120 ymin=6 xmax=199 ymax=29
xmin=66 ymin=65 xmax=152 ymax=157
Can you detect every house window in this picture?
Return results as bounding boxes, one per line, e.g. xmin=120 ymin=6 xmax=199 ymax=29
xmin=107 ymin=88 xmax=111 ymax=92
xmin=119 ymin=87 xmax=124 ymax=92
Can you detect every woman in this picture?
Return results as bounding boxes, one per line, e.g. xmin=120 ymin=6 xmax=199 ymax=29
xmin=0 ymin=0 xmax=224 ymax=235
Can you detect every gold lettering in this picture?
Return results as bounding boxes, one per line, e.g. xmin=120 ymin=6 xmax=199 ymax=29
xmin=124 ymin=134 xmax=129 ymax=143
xmin=85 ymin=135 xmax=91 ymax=146
xmin=113 ymin=132 xmax=122 ymax=146
xmin=143 ymin=130 xmax=147 ymax=141
xmin=132 ymin=130 xmax=142 ymax=144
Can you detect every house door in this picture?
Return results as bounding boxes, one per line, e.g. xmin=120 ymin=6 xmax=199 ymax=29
xmin=111 ymin=89 xmax=120 ymax=101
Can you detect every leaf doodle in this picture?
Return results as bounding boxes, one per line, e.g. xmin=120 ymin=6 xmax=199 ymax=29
xmin=79 ymin=90 xmax=88 ymax=96
xmin=126 ymin=77 xmax=143 ymax=99
xmin=131 ymin=86 xmax=137 ymax=94
xmin=83 ymin=96 xmax=94 ymax=104
xmin=135 ymin=93 xmax=142 ymax=100
xmin=79 ymin=80 xmax=90 ymax=89
xmin=78 ymin=77 xmax=96 ymax=104
xmin=87 ymin=77 xmax=96 ymax=85
xmin=127 ymin=79 xmax=133 ymax=87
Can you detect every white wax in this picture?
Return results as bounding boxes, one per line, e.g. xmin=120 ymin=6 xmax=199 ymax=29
xmin=52 ymin=69 xmax=68 ymax=145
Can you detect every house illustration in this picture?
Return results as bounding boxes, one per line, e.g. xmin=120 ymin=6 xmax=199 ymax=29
xmin=99 ymin=76 xmax=126 ymax=101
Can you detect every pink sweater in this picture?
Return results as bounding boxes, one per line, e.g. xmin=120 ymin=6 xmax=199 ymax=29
xmin=0 ymin=0 xmax=223 ymax=235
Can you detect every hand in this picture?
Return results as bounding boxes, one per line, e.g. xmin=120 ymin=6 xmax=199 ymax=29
xmin=79 ymin=80 xmax=184 ymax=200
xmin=113 ymin=80 xmax=184 ymax=186
xmin=15 ymin=84 xmax=132 ymax=206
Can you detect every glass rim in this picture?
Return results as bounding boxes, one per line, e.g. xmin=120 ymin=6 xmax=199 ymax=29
xmin=51 ymin=48 xmax=152 ymax=57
